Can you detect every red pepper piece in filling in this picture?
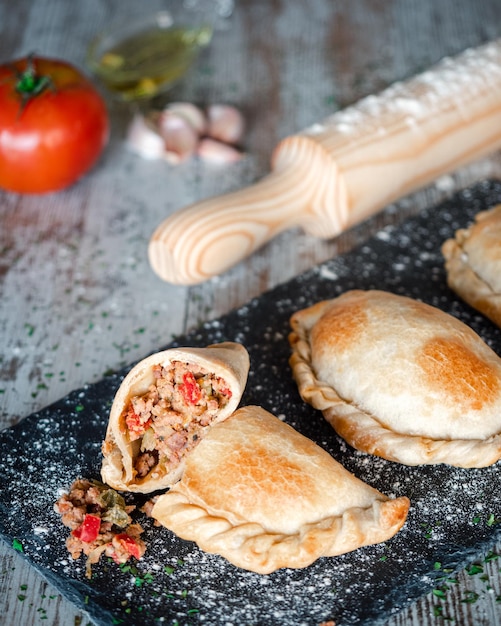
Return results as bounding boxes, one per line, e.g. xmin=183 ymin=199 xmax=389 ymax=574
xmin=179 ymin=371 xmax=201 ymax=405
xmin=220 ymin=386 xmax=232 ymax=399
xmin=72 ymin=514 xmax=101 ymax=543
xmin=126 ymin=408 xmax=152 ymax=441
xmin=113 ymin=533 xmax=142 ymax=560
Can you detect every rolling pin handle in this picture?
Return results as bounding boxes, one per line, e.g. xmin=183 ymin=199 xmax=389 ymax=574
xmin=148 ymin=136 xmax=344 ymax=285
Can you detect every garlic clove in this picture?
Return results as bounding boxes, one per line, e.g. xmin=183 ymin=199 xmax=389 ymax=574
xmin=197 ymin=137 xmax=244 ymax=165
xmin=206 ymin=104 xmax=245 ymax=145
xmin=157 ymin=110 xmax=200 ymax=162
xmin=165 ymin=102 xmax=207 ymax=135
xmin=126 ymin=113 xmax=165 ymax=160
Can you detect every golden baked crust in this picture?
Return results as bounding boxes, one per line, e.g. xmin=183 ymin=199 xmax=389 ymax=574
xmin=151 ymin=406 xmax=410 ymax=573
xmin=442 ymin=204 xmax=501 ymax=328
xmin=289 ymin=289 xmax=501 ymax=467
xmin=101 ymin=342 xmax=250 ymax=493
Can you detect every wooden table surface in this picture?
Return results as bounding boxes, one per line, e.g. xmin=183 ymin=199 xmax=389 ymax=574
xmin=2 ymin=1 xmax=501 ymax=624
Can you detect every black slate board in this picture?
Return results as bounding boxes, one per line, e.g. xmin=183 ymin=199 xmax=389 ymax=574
xmin=2 ymin=180 xmax=501 ymax=626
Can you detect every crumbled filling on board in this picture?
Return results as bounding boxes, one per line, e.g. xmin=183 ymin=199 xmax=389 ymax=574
xmin=124 ymin=360 xmax=232 ymax=478
xmin=54 ymin=478 xmax=146 ymax=578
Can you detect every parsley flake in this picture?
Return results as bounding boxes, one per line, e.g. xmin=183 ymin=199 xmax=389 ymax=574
xmin=466 ymin=563 xmax=483 ymax=576
xmin=461 ymin=591 xmax=479 ymax=604
xmin=12 ymin=538 xmax=24 ymax=553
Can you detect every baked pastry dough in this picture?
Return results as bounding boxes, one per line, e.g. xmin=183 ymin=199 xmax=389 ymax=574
xmin=101 ymin=342 xmax=249 ymax=493
xmin=442 ymin=204 xmax=501 ymax=328
xmin=289 ymin=289 xmax=501 ymax=467
xmin=151 ymin=405 xmax=410 ymax=574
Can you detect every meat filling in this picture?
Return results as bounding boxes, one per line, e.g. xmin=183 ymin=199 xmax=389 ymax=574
xmin=124 ymin=360 xmax=232 ymax=479
xmin=54 ymin=478 xmax=146 ymax=578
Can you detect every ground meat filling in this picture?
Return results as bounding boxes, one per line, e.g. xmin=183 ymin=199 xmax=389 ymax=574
xmin=54 ymin=478 xmax=146 ymax=578
xmin=124 ymin=360 xmax=233 ymax=479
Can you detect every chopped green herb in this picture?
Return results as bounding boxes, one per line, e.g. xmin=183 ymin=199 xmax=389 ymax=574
xmin=17 ymin=594 xmax=26 ymax=601
xmin=12 ymin=538 xmax=24 ymax=553
xmin=461 ymin=591 xmax=479 ymax=604
xmin=433 ymin=561 xmax=442 ymax=570
xmin=164 ymin=565 xmax=175 ymax=574
xmin=75 ymin=404 xmax=84 ymax=412
xmin=487 ymin=514 xmax=497 ymax=527
xmin=465 ymin=563 xmax=483 ymax=576
xmin=420 ymin=522 xmax=434 ymax=538
xmin=484 ymin=551 xmax=499 ymax=562
xmin=433 ymin=588 xmax=446 ymax=598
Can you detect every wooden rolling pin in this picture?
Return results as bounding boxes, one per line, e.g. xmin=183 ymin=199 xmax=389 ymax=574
xmin=149 ymin=39 xmax=501 ymax=285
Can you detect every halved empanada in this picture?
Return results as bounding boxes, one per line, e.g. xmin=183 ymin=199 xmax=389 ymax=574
xmin=151 ymin=405 xmax=410 ymax=574
xmin=101 ymin=342 xmax=250 ymax=493
xmin=289 ymin=289 xmax=501 ymax=467
xmin=442 ymin=204 xmax=501 ymax=328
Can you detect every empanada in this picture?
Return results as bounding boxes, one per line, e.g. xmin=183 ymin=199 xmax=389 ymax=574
xmin=442 ymin=204 xmax=501 ymax=328
xmin=289 ymin=289 xmax=501 ymax=467
xmin=101 ymin=342 xmax=250 ymax=493
xmin=151 ymin=405 xmax=410 ymax=574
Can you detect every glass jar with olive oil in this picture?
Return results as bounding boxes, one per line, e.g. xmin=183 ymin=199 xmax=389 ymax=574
xmin=87 ymin=5 xmax=220 ymax=102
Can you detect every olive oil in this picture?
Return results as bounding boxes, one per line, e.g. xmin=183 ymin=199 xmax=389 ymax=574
xmin=91 ymin=25 xmax=212 ymax=101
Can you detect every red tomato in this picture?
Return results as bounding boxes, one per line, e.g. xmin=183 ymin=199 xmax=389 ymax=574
xmin=0 ymin=55 xmax=109 ymax=193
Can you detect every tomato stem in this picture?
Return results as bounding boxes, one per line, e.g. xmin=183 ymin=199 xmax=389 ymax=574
xmin=13 ymin=55 xmax=54 ymax=112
